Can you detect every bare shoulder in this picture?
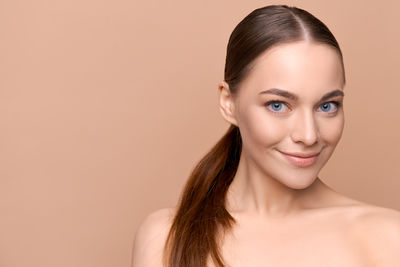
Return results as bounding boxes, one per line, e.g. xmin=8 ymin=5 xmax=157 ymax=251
xmin=350 ymin=203 xmax=400 ymax=265
xmin=351 ymin=203 xmax=400 ymax=235
xmin=320 ymin=190 xmax=400 ymax=263
xmin=132 ymin=207 xmax=176 ymax=267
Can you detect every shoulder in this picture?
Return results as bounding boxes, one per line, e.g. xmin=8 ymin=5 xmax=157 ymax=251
xmin=132 ymin=207 xmax=176 ymax=267
xmin=352 ymin=204 xmax=400 ymax=237
xmin=350 ymin=204 xmax=400 ymax=265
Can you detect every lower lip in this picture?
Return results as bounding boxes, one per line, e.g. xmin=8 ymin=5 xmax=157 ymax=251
xmin=279 ymin=152 xmax=319 ymax=167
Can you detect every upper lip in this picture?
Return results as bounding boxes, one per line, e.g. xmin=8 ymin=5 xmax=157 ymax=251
xmin=278 ymin=150 xmax=321 ymax=158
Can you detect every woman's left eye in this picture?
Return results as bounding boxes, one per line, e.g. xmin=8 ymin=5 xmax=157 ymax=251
xmin=318 ymin=101 xmax=341 ymax=113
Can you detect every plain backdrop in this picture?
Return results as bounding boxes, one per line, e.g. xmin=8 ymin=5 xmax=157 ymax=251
xmin=1 ymin=0 xmax=399 ymax=266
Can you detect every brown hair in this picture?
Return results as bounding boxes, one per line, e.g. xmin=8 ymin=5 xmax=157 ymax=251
xmin=163 ymin=4 xmax=345 ymax=267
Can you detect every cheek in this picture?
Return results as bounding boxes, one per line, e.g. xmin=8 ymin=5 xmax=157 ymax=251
xmin=238 ymin=106 xmax=288 ymax=148
xmin=318 ymin=114 xmax=345 ymax=145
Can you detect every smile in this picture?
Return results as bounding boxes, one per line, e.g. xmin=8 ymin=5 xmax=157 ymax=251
xmin=277 ymin=150 xmax=320 ymax=167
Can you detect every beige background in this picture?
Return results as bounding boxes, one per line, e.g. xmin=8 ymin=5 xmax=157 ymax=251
xmin=1 ymin=0 xmax=399 ymax=266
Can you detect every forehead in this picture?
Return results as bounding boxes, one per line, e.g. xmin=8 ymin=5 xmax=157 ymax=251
xmin=238 ymin=41 xmax=344 ymax=99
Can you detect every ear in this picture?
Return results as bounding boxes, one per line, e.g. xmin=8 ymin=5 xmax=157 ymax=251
xmin=218 ymin=81 xmax=238 ymax=126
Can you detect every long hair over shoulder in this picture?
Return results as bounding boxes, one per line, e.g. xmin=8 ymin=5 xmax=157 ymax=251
xmin=163 ymin=4 xmax=345 ymax=267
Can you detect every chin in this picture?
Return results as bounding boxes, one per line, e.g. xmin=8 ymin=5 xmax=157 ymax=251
xmin=283 ymin=176 xmax=318 ymax=190
xmin=267 ymin=163 xmax=323 ymax=190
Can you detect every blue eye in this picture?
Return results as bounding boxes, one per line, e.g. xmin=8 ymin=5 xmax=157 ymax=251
xmin=319 ymin=101 xmax=341 ymax=113
xmin=266 ymin=101 xmax=289 ymax=113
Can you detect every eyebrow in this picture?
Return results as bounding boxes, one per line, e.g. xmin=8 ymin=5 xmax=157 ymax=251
xmin=258 ymin=88 xmax=344 ymax=102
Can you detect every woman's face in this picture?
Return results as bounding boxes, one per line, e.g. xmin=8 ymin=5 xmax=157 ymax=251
xmin=220 ymin=41 xmax=345 ymax=189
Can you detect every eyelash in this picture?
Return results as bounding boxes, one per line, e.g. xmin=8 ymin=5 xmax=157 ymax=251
xmin=264 ymin=100 xmax=342 ymax=115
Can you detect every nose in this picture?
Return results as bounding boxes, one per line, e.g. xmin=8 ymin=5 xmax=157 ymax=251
xmin=290 ymin=109 xmax=319 ymax=146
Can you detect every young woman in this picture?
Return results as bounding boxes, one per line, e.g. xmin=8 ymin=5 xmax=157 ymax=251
xmin=132 ymin=5 xmax=400 ymax=267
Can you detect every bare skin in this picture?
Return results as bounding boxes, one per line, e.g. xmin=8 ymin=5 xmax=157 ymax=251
xmin=216 ymin=180 xmax=400 ymax=267
xmin=132 ymin=41 xmax=400 ymax=266
xmin=133 ymin=193 xmax=400 ymax=267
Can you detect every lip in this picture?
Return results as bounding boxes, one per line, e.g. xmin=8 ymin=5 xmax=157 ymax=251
xmin=278 ymin=150 xmax=320 ymax=167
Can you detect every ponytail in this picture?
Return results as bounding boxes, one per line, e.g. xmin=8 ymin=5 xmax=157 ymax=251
xmin=163 ymin=124 xmax=242 ymax=267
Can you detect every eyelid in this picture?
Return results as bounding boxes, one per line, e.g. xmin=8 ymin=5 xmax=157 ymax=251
xmin=316 ymin=97 xmax=343 ymax=106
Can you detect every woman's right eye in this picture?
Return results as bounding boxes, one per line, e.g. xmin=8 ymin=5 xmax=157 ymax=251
xmin=265 ymin=101 xmax=289 ymax=113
